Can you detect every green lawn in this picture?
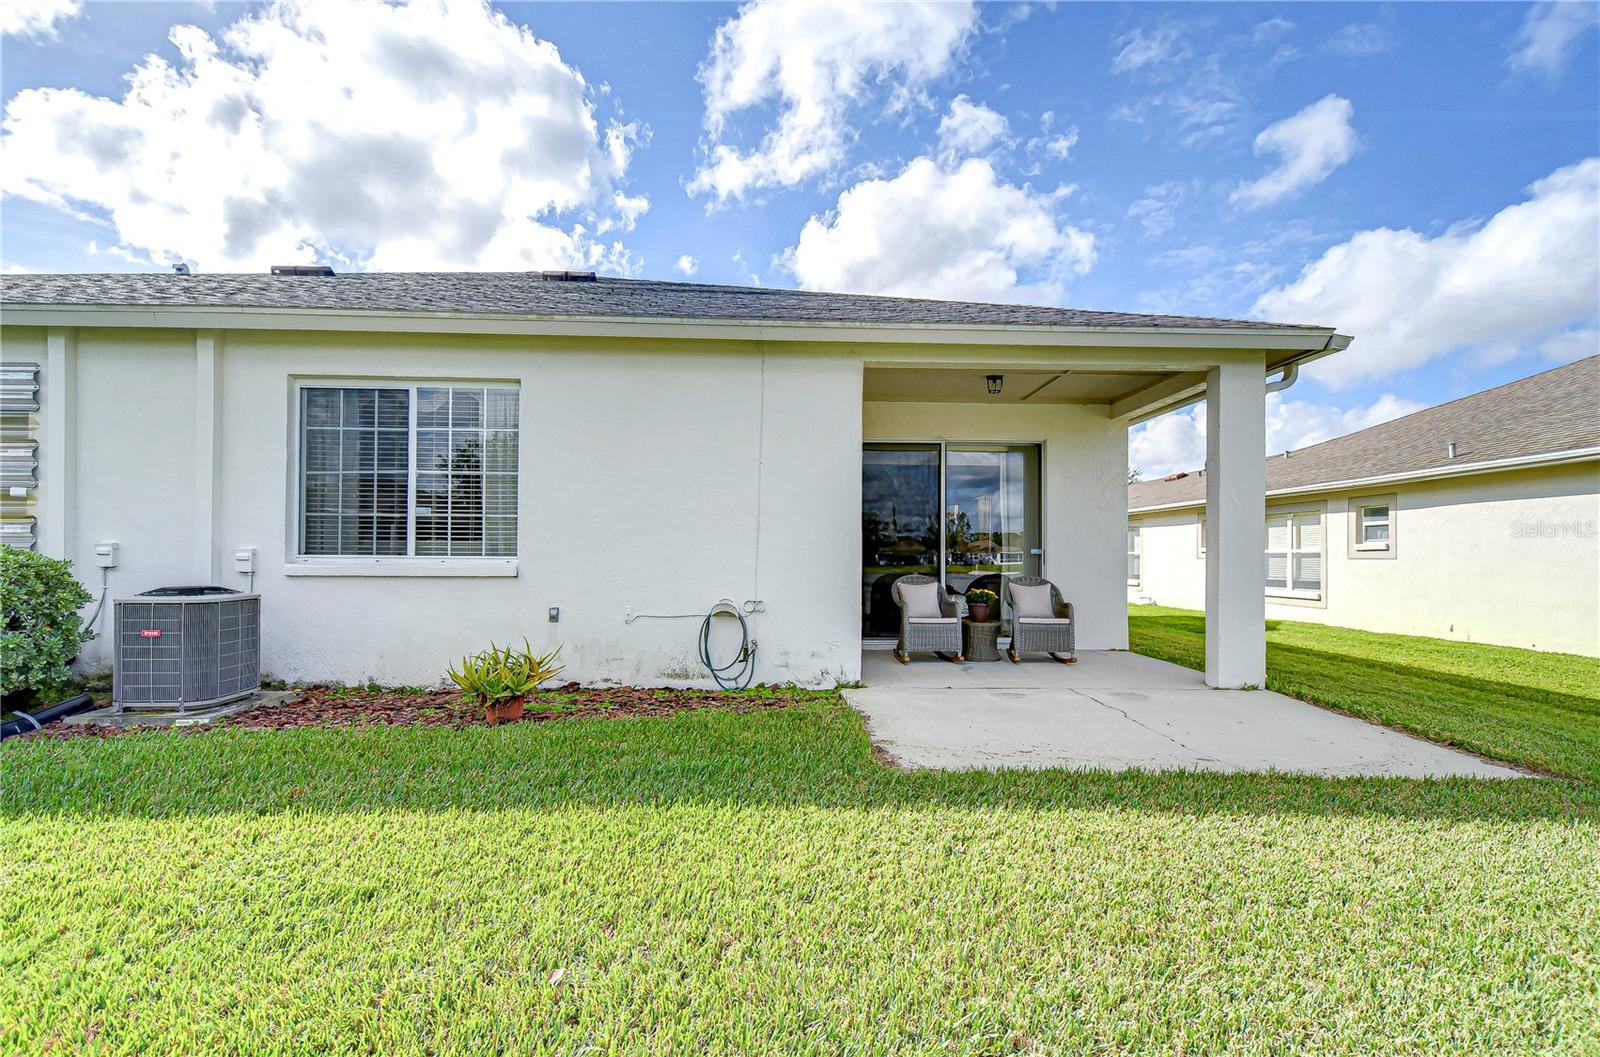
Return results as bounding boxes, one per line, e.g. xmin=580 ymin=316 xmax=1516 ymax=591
xmin=1129 ymin=604 xmax=1600 ymax=784
xmin=5 ymin=634 xmax=1599 ymax=1055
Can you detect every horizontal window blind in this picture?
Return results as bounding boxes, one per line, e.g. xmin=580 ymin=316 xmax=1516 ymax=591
xmin=300 ymin=383 xmax=519 ymax=559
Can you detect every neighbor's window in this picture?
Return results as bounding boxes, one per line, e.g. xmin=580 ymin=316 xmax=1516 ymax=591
xmin=1358 ymin=503 xmax=1391 ymax=545
xmin=1127 ymin=523 xmax=1142 ymax=584
xmin=299 ymin=383 xmax=519 ymax=559
xmin=1265 ymin=510 xmax=1321 ymax=595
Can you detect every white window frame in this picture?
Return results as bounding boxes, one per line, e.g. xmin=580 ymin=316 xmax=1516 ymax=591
xmin=1265 ymin=504 xmax=1324 ymax=600
xmin=1126 ymin=522 xmax=1142 ymax=585
xmin=1351 ymin=494 xmax=1396 ymax=557
xmin=285 ymin=377 xmax=520 ymax=578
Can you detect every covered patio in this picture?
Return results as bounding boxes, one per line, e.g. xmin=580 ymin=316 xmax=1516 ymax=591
xmin=845 ymin=650 xmax=1524 ymax=778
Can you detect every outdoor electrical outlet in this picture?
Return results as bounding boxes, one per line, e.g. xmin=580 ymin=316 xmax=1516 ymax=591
xmin=548 ymin=607 xmax=560 ymax=622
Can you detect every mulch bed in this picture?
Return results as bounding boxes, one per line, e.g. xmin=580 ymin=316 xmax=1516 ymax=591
xmin=8 ymin=684 xmax=807 ymax=740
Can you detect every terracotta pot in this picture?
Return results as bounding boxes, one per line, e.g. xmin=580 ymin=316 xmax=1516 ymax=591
xmin=486 ymin=698 xmax=526 ymax=725
xmin=968 ymin=603 xmax=993 ymax=623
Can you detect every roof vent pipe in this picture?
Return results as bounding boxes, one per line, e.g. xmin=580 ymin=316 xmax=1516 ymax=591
xmin=1447 ymin=442 xmax=1458 ymax=459
xmin=1265 ymin=362 xmax=1299 ymax=395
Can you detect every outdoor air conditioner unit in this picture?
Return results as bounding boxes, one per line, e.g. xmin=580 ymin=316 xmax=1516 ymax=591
xmin=113 ymin=587 xmax=261 ymax=711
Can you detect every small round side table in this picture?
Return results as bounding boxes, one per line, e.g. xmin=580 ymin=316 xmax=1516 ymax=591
xmin=962 ymin=619 xmax=1001 ymax=662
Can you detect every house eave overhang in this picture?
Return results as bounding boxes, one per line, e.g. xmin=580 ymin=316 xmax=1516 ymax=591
xmin=1123 ymin=332 xmax=1353 ymax=424
xmin=0 ymin=301 xmax=1341 ymax=354
xmin=1128 ymin=446 xmax=1600 ymax=515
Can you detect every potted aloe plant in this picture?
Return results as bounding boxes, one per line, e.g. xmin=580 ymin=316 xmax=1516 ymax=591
xmin=447 ymin=640 xmax=563 ymax=724
xmin=965 ymin=588 xmax=999 ymax=623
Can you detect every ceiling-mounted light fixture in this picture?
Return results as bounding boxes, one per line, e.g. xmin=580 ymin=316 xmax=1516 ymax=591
xmin=985 ymin=374 xmax=1004 ymax=396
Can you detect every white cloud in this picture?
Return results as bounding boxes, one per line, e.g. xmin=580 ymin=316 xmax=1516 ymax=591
xmin=688 ymin=0 xmax=977 ymax=203
xmin=0 ymin=1 xmax=646 ymax=273
xmin=675 ymin=254 xmax=699 ymax=276
xmin=1129 ymin=392 xmax=1426 ymax=478
xmin=1507 ymin=2 xmax=1600 ymax=79
xmin=1126 ymin=181 xmax=1186 ymax=238
xmin=1112 ymin=21 xmax=1188 ymax=72
xmin=1110 ymin=25 xmax=1245 ymax=149
xmin=1230 ymin=95 xmax=1357 ymax=209
xmin=937 ymin=95 xmax=1009 ymax=157
xmin=1025 ymin=112 xmax=1078 ymax=163
xmin=1129 ymin=405 xmax=1209 ymax=480
xmin=1326 ymin=22 xmax=1392 ymax=57
xmin=0 ymin=0 xmax=81 ymax=39
xmin=1252 ymin=18 xmax=1295 ymax=45
xmin=782 ymin=156 xmax=1094 ymax=303
xmin=1255 ymin=157 xmax=1600 ymax=387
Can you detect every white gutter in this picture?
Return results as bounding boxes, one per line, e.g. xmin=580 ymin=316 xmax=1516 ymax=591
xmin=0 ymin=301 xmax=1340 ymax=352
xmin=1129 ymin=446 xmax=1600 ymax=514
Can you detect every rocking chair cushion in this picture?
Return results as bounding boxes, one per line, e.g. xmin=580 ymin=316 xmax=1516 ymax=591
xmin=898 ymin=579 xmax=945 ymax=618
xmin=1010 ymin=583 xmax=1056 ymax=619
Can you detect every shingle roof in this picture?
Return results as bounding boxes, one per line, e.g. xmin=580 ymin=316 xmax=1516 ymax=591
xmin=0 ymin=271 xmax=1325 ymax=331
xmin=1129 ymin=355 xmax=1600 ymax=510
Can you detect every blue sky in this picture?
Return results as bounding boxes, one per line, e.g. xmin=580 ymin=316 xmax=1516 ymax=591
xmin=2 ymin=1 xmax=1596 ymax=474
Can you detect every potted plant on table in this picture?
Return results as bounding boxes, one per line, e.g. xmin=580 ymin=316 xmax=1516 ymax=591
xmin=965 ymin=588 xmax=999 ymax=624
xmin=447 ymin=640 xmax=563 ymax=724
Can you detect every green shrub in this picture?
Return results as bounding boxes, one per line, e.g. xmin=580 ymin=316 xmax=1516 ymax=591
xmin=1 ymin=546 xmax=93 ymax=697
xmin=447 ymin=640 xmax=563 ymax=706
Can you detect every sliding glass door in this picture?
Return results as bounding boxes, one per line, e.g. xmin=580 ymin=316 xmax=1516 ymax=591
xmin=862 ymin=443 xmax=1041 ymax=638
xmin=862 ymin=446 xmax=941 ymax=638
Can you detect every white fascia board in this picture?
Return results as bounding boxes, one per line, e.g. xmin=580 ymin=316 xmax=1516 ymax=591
xmin=1125 ymin=333 xmax=1353 ymax=424
xmin=1128 ymin=447 xmax=1600 ymax=515
xmin=0 ymin=302 xmax=1340 ymax=353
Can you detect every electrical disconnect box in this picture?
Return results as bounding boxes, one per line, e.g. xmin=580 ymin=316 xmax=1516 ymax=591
xmin=94 ymin=541 xmax=119 ymax=568
xmin=234 ymin=548 xmax=256 ymax=574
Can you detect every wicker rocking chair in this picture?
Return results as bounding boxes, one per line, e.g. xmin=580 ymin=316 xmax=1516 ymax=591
xmin=890 ymin=574 xmax=963 ymax=663
xmin=1004 ymin=576 xmax=1075 ymax=663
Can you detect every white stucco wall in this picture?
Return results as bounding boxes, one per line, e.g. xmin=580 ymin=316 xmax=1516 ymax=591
xmin=863 ymin=400 xmax=1129 ymax=651
xmin=1130 ymin=462 xmax=1600 ymax=656
xmin=15 ymin=325 xmax=865 ymax=687
xmin=12 ymin=318 xmax=1152 ymax=686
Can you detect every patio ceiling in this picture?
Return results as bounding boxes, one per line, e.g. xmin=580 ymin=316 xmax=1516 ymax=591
xmin=864 ymin=366 xmax=1168 ymax=405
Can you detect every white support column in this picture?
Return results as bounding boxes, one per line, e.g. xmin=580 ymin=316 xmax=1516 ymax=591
xmin=1204 ymin=358 xmax=1266 ymax=688
xmin=194 ymin=330 xmax=222 ymax=582
xmin=41 ymin=327 xmax=76 ymax=560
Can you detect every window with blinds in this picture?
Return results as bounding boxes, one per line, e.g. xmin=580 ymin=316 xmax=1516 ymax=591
xmin=1265 ymin=510 xmax=1322 ymax=594
xmin=299 ymin=383 xmax=519 ymax=558
xmin=1126 ymin=524 xmax=1141 ymax=583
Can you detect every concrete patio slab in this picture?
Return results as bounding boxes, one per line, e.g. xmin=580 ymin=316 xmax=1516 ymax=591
xmin=847 ymin=651 xmax=1527 ymax=779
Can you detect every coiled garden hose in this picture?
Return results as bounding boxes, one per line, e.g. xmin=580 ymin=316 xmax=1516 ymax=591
xmin=698 ymin=600 xmax=757 ymax=690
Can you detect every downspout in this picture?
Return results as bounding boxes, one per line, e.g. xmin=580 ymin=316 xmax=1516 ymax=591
xmin=1265 ymin=361 xmax=1298 ymax=394
xmin=1267 ymin=331 xmax=1345 ymax=396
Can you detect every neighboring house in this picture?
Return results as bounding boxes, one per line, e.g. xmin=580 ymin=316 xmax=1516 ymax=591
xmin=1128 ymin=356 xmax=1600 ymax=657
xmin=0 ymin=269 xmax=1348 ymax=688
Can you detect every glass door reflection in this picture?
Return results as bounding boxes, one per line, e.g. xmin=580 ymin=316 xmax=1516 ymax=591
xmin=943 ymin=446 xmax=1041 ymax=631
xmin=861 ymin=445 xmax=941 ymax=638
